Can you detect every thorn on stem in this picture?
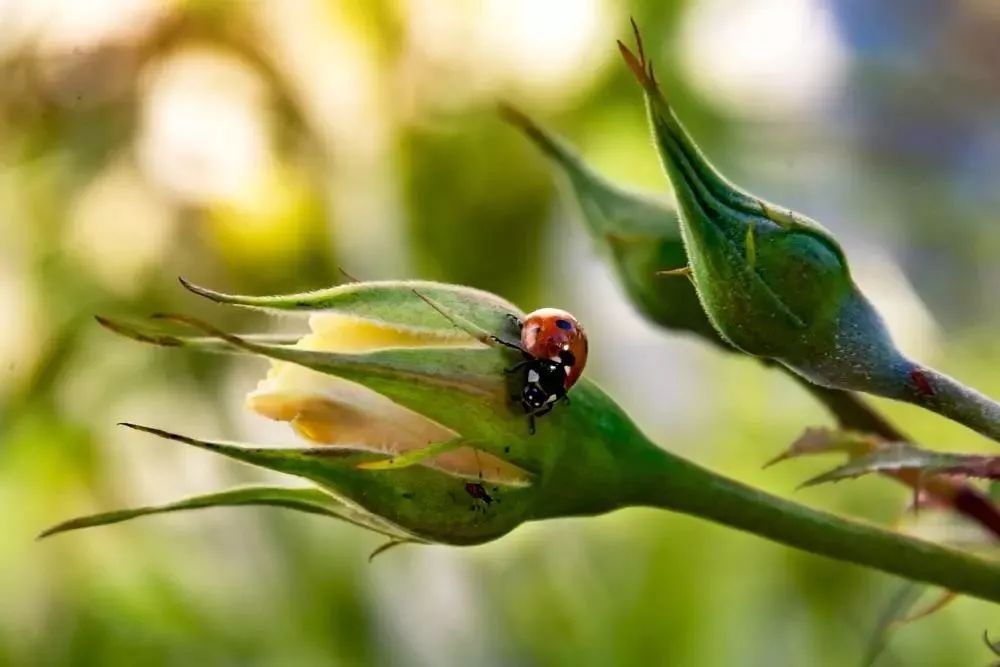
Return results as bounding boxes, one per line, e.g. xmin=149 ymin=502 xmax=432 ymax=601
xmin=984 ymin=630 xmax=1000 ymax=657
xmin=337 ymin=267 xmax=362 ymax=283
xmin=657 ymin=266 xmax=692 ymax=278
xmin=910 ymin=368 xmax=936 ymax=397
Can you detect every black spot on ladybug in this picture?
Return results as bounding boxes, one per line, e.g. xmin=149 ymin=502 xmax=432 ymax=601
xmin=555 ymin=319 xmax=573 ymax=330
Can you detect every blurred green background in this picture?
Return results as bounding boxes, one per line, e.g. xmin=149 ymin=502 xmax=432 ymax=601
xmin=2 ymin=1 xmax=999 ymax=665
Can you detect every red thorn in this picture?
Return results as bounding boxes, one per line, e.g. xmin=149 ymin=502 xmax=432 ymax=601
xmin=910 ymin=368 xmax=935 ymax=397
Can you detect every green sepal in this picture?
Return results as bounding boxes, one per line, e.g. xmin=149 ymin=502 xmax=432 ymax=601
xmin=39 ymin=484 xmax=415 ymax=541
xmin=357 ymin=438 xmax=466 ymax=470
xmin=112 ymin=424 xmax=536 ymax=546
xmin=501 ymin=104 xmax=721 ymax=344
xmin=180 ymin=277 xmax=523 ymax=339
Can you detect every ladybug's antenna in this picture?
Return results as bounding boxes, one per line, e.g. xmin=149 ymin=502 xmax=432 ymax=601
xmin=411 ymin=289 xmax=523 ymax=353
xmin=473 ymin=448 xmax=483 ymax=480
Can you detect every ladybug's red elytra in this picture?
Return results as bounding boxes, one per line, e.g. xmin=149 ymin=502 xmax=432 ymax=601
xmin=491 ymin=308 xmax=589 ymax=434
xmin=520 ymin=308 xmax=589 ymax=390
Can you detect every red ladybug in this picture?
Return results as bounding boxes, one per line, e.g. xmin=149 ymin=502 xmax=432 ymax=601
xmin=493 ymin=308 xmax=589 ymax=434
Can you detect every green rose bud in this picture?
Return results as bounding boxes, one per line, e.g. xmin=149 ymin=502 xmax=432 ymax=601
xmin=618 ymin=25 xmax=1000 ymax=444
xmin=40 ymin=279 xmax=1000 ymax=603
xmin=503 ymin=102 xmax=1000 ymax=538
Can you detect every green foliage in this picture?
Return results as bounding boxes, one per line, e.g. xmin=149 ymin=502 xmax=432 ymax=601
xmin=45 ymin=280 xmax=1000 ymax=605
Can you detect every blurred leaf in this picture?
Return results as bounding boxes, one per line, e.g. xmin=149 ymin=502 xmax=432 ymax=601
xmin=801 ymin=440 xmax=1000 ymax=487
xmin=404 ymin=117 xmax=551 ymax=299
xmin=895 ymin=590 xmax=958 ymax=625
xmin=765 ymin=427 xmax=880 ymax=467
xmin=864 ymin=582 xmax=924 ymax=667
xmin=863 ymin=586 xmax=957 ymax=666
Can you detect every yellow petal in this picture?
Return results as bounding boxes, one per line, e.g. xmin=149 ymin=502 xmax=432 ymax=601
xmin=302 ymin=312 xmax=480 ymax=352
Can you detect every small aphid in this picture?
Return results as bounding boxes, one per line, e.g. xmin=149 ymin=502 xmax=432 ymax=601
xmin=465 ymin=482 xmax=493 ymax=503
xmin=492 ymin=308 xmax=589 ymax=434
xmin=465 ymin=482 xmax=498 ymax=514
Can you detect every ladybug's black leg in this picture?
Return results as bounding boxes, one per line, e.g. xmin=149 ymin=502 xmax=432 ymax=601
xmin=489 ymin=335 xmax=524 ymax=353
xmin=504 ymin=360 xmax=530 ymax=375
xmin=533 ymin=404 xmax=554 ymax=419
xmin=528 ymin=414 xmax=536 ymax=435
xmin=504 ymin=313 xmax=523 ymax=330
xmin=562 ymin=394 xmax=571 ymax=406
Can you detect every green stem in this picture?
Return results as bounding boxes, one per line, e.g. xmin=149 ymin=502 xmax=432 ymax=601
xmin=902 ymin=364 xmax=1000 ymax=445
xmin=622 ymin=444 xmax=1000 ymax=604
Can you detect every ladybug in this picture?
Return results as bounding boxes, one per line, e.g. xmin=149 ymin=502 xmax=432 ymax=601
xmin=491 ymin=308 xmax=589 ymax=434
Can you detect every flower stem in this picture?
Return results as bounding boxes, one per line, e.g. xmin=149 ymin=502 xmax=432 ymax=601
xmin=623 ymin=445 xmax=1000 ymax=604
xmin=901 ymin=363 xmax=1000 ymax=445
